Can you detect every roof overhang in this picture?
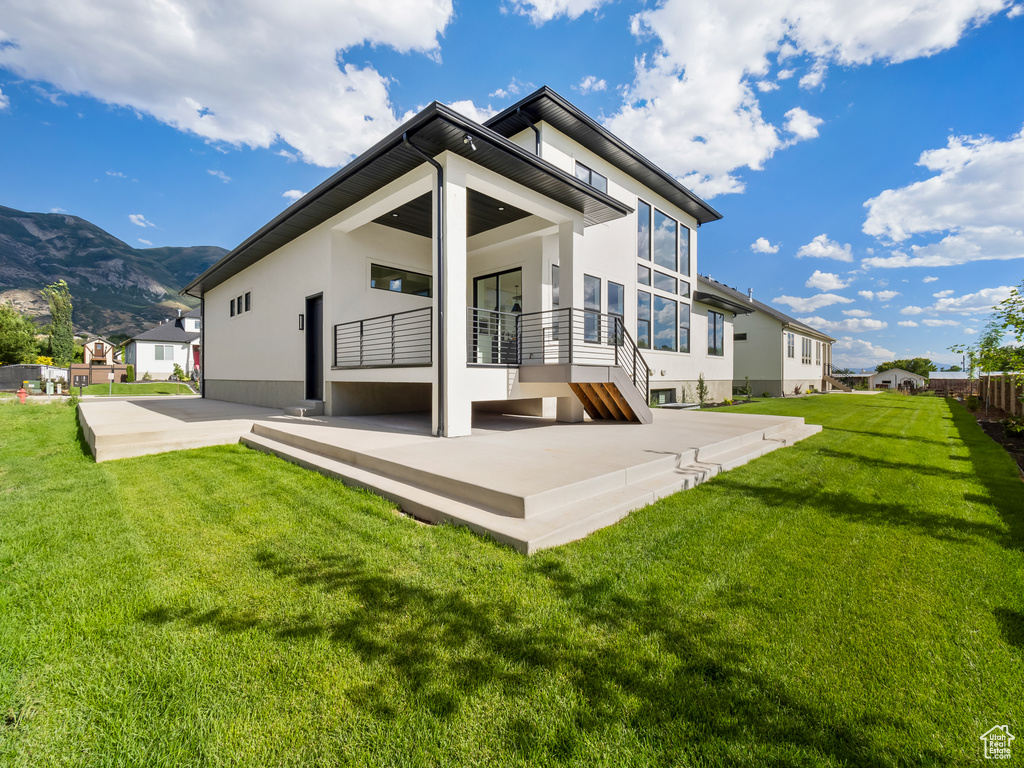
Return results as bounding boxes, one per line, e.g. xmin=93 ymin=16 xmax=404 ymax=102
xmin=183 ymin=102 xmax=631 ymax=298
xmin=693 ymin=291 xmax=753 ymax=315
xmin=486 ymin=87 xmax=723 ymax=226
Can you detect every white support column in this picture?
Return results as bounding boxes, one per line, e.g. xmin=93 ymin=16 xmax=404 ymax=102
xmin=555 ymin=218 xmax=585 ymax=423
xmin=431 ymin=153 xmax=473 ymax=437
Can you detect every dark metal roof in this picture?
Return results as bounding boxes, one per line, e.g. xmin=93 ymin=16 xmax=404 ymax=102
xmin=693 ymin=291 xmax=753 ymax=316
xmin=183 ymin=101 xmax=631 ymax=298
xmin=485 ymin=87 xmax=723 ymax=226
xmin=373 ymin=189 xmax=532 ymax=239
xmin=697 ymin=275 xmax=837 ymax=342
xmin=131 ymin=322 xmax=200 ymax=343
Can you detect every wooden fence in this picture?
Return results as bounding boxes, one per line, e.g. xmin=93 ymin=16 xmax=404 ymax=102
xmin=979 ymin=374 xmax=1023 ymax=416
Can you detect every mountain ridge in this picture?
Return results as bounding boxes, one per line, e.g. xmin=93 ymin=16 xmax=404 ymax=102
xmin=0 ymin=205 xmax=226 ymax=337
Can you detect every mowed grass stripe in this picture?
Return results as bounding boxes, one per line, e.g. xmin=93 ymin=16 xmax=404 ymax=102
xmin=0 ymin=394 xmax=1021 ymax=767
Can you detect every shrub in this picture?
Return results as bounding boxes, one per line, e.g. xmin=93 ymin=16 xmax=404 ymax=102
xmin=66 ymin=393 xmax=80 ymax=409
xmin=1002 ymin=416 xmax=1024 ymax=437
xmin=722 ymin=398 xmax=734 ymax=406
xmin=696 ymin=373 xmax=709 ymax=406
xmin=126 ymin=364 xmax=135 ymax=383
xmin=172 ymin=363 xmax=186 ymax=381
xmin=143 ymin=371 xmax=152 ymax=382
xmin=743 ymin=376 xmax=753 ymax=402
xmin=966 ymin=395 xmax=979 ymax=411
xmin=762 ymin=391 xmax=771 ymax=398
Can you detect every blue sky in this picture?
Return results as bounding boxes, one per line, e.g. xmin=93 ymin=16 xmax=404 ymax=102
xmin=1 ymin=0 xmax=1022 ymax=368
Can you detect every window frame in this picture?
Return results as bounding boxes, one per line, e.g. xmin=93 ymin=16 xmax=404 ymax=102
xmin=574 ymin=161 xmax=608 ymax=194
xmin=708 ymin=310 xmax=725 ymax=357
xmin=583 ymin=273 xmax=602 ymax=344
xmin=371 ymin=263 xmax=433 ymax=298
xmin=637 ymin=290 xmax=651 ymax=350
xmin=787 ymin=332 xmax=795 ymax=359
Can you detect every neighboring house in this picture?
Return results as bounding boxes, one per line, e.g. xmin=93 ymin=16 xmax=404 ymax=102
xmin=183 ymin=86 xmax=733 ymax=436
xmin=82 ymin=336 xmax=119 ymax=365
xmin=696 ymin=276 xmax=837 ymax=397
xmin=123 ymin=308 xmax=201 ymax=380
xmin=867 ymin=368 xmax=927 ymax=390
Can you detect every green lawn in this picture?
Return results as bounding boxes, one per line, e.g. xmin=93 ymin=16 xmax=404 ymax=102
xmin=77 ymin=381 xmax=197 ymax=396
xmin=1 ymin=394 xmax=1021 ymax=766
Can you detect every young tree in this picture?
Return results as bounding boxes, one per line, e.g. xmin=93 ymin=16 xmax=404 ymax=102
xmin=993 ymin=280 xmax=1024 ymax=376
xmin=41 ymin=280 xmax=74 ymax=366
xmin=0 ymin=303 xmax=39 ymax=365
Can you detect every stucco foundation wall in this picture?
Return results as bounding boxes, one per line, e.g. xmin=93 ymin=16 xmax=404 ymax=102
xmin=782 ymin=377 xmax=823 ymax=396
xmin=648 ymin=378 xmax=732 ymax=403
xmin=205 ymin=379 xmax=303 ymax=409
xmin=330 ymin=382 xmax=431 ymax=416
xmin=473 ymin=398 xmax=545 ymax=417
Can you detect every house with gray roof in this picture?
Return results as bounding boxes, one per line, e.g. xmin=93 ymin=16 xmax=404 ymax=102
xmin=123 ymin=308 xmax=201 ymax=380
xmin=697 ymin=276 xmax=838 ymax=397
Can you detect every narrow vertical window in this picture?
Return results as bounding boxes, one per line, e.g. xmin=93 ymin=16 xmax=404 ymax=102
xmin=637 ymin=200 xmax=651 ymax=261
xmin=787 ymin=333 xmax=795 ymax=359
xmin=244 ymin=292 xmax=251 ymax=312
xmin=637 ymin=291 xmax=651 ymax=349
xmin=679 ymin=303 xmax=690 ymax=353
xmin=708 ymin=311 xmax=724 ymax=356
xmin=230 ymin=298 xmax=235 ymax=317
xmin=653 ymin=210 xmax=677 ymax=271
xmin=608 ymin=281 xmax=624 ymax=346
xmin=584 ymin=274 xmax=601 ymax=343
xmin=679 ymin=224 xmax=691 ymax=276
xmin=653 ymin=297 xmax=677 ymax=352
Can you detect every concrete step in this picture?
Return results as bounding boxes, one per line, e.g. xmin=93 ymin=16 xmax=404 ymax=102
xmin=284 ymin=400 xmax=324 ymax=417
xmin=239 ymin=418 xmax=824 ymax=554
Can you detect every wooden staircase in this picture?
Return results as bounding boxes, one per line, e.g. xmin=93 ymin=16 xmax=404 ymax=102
xmin=823 ymin=373 xmax=853 ymax=392
xmin=569 ymin=381 xmax=642 ymax=422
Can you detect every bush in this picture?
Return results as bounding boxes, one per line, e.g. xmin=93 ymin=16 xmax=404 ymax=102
xmin=696 ymin=373 xmax=709 ymax=406
xmin=143 ymin=371 xmax=152 ymax=382
xmin=66 ymin=393 xmax=79 ymax=409
xmin=762 ymin=391 xmax=770 ymax=398
xmin=722 ymin=398 xmax=733 ymax=406
xmin=126 ymin=364 xmax=135 ymax=383
xmin=1002 ymin=416 xmax=1024 ymax=437
xmin=966 ymin=395 xmax=979 ymax=411
xmin=172 ymin=363 xmax=186 ymax=381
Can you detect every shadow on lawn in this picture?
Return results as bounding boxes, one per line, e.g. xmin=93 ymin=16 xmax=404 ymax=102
xmin=141 ymin=550 xmax=945 ymax=766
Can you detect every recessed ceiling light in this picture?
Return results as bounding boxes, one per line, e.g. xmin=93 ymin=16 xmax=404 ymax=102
xmin=392 ymin=213 xmax=399 ymax=217
xmin=498 ymin=207 xmax=505 ymax=211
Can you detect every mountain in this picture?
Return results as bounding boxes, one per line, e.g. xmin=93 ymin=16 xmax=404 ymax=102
xmin=0 ymin=205 xmax=226 ymax=337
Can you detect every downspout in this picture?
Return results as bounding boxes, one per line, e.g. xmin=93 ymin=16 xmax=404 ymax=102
xmin=199 ymin=297 xmax=205 ymax=397
xmin=402 ymin=132 xmax=445 ymax=436
xmin=517 ymin=107 xmax=541 ymax=157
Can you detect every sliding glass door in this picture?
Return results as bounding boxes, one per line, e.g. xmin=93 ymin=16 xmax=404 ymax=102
xmin=472 ymin=268 xmax=522 ymax=364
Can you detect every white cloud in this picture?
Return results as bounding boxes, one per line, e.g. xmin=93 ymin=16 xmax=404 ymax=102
xmin=1009 ymin=4 xmax=1024 ymax=18
xmin=928 ymin=285 xmax=1015 ymax=314
xmin=0 ymin=87 xmax=8 ymax=110
xmin=842 ymin=309 xmax=872 ymax=318
xmin=901 ymin=306 xmax=925 ymax=315
xmin=277 ymin=149 xmax=298 ymax=162
xmin=858 ymin=289 xmax=900 ymax=301
xmin=797 ymin=234 xmax=854 ymax=262
xmin=750 ymin=237 xmax=779 ymax=254
xmin=511 ymin=0 xmax=609 ymax=23
xmin=932 ymin=289 xmax=954 ymax=298
xmin=445 ymin=100 xmax=497 ymax=124
xmin=756 ymin=80 xmax=779 ymax=92
xmin=282 ymin=189 xmax=306 ymax=202
xmin=488 ymin=77 xmax=533 ymax=100
xmin=922 ymin=276 xmax=939 ymax=282
xmin=602 ymin=0 xmax=1005 ymax=198
xmin=577 ymin=76 xmax=608 ymax=94
xmin=782 ymin=107 xmax=824 ymax=144
xmin=898 ymin=320 xmax=919 ymax=327
xmin=207 ymin=169 xmax=231 ymax=183
xmin=773 ymin=293 xmax=854 ymax=312
xmin=137 ymin=238 xmax=153 ymax=246
xmin=863 ymin=126 xmax=1024 ymax=267
xmin=0 ymin=0 xmax=455 ymax=167
xmin=964 ymin=328 xmax=978 ymax=335
xmin=805 ymin=270 xmax=849 ymax=290
xmin=832 ymin=336 xmax=896 ymax=367
xmin=106 ymin=170 xmax=126 ymax=178
xmin=129 ymin=213 xmax=154 ymax=228
xmin=799 ymin=316 xmax=888 ymax=333
xmin=49 ymin=207 xmax=66 ymax=213
xmin=922 ymin=319 xmax=960 ymax=327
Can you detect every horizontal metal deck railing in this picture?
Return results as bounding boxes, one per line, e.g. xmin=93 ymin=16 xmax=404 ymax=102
xmin=334 ymin=307 xmax=432 ymax=368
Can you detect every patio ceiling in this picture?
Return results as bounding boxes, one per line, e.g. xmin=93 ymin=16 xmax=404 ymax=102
xmin=372 ymin=189 xmax=533 ymax=239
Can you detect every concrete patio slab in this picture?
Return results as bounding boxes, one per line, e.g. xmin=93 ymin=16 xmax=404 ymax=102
xmin=79 ymin=397 xmax=823 ymax=552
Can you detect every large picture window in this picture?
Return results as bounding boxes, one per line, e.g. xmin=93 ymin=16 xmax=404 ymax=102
xmin=584 ymin=274 xmax=601 ymax=343
xmin=371 ymin=264 xmax=432 ymax=297
xmin=653 ymin=296 xmax=677 ymax=352
xmin=653 ymin=209 xmax=677 ymax=271
xmin=708 ymin=311 xmax=725 ymax=357
xmin=637 ymin=291 xmax=651 ymax=349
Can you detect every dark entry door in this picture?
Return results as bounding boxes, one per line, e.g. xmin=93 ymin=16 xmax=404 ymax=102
xmin=305 ymin=295 xmax=323 ymax=401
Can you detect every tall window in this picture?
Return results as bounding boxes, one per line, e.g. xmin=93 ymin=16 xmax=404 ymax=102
xmin=653 ymin=210 xmax=677 ymax=271
xmin=574 ymin=161 xmax=608 ymax=193
xmin=608 ymin=281 xmax=624 ymax=346
xmin=584 ymin=274 xmax=601 ymax=343
xmin=815 ymin=341 xmax=821 ymax=365
xmin=637 ymin=201 xmax=651 ymax=262
xmin=653 ymin=296 xmax=677 ymax=351
xmin=802 ymin=337 xmax=812 ymax=365
xmin=637 ymin=291 xmax=651 ymax=349
xmin=787 ymin=333 xmax=795 ymax=359
xmin=679 ymin=303 xmax=690 ymax=353
xmin=679 ymin=224 xmax=691 ymax=276
xmin=708 ymin=311 xmax=725 ymax=357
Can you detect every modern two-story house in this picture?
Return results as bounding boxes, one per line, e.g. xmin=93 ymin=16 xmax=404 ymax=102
xmin=183 ymin=87 xmax=739 ymax=436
